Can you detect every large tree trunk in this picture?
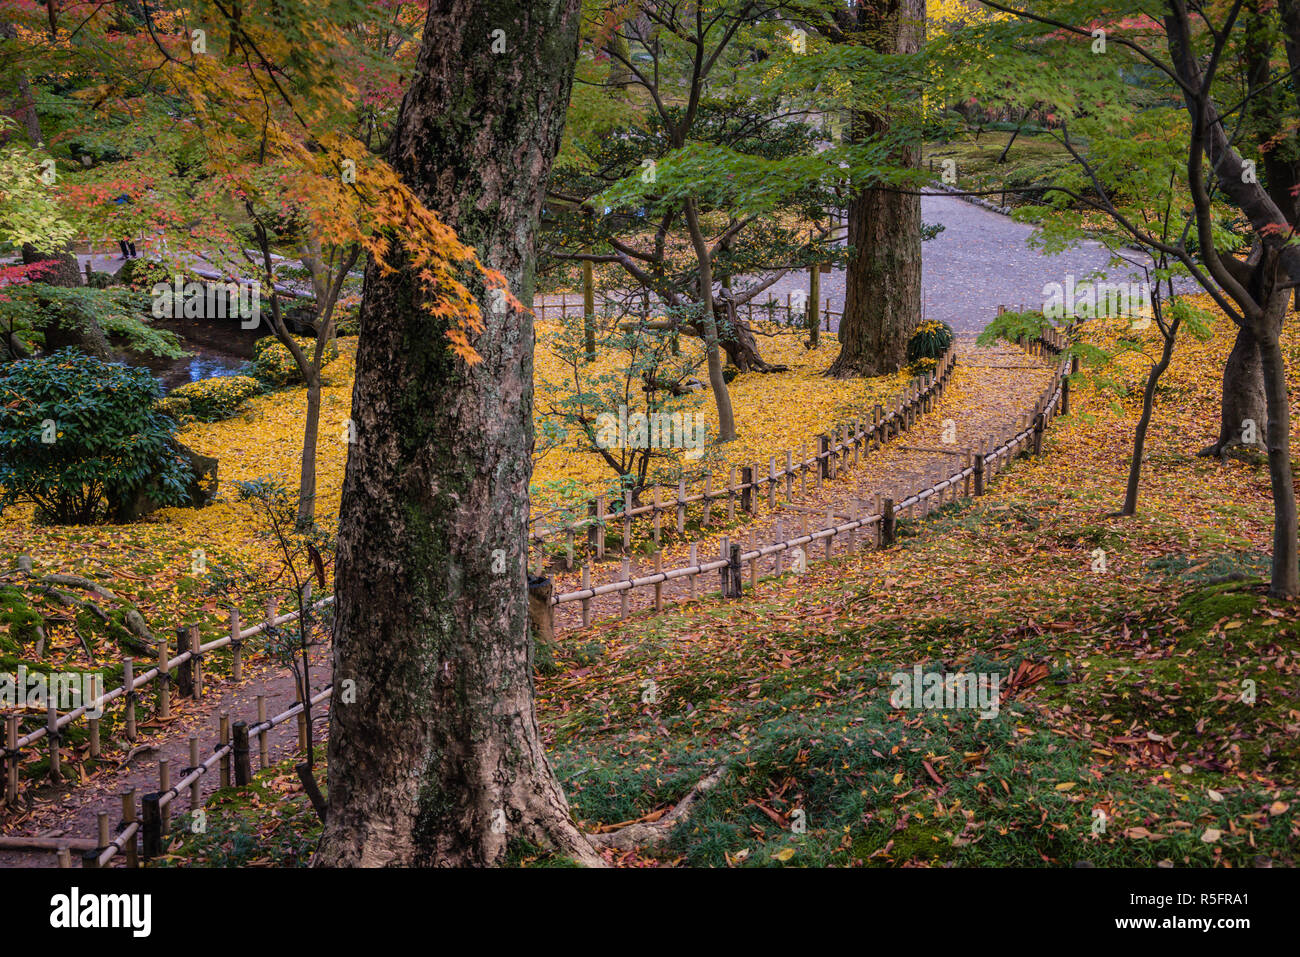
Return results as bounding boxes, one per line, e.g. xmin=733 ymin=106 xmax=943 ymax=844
xmin=1200 ymin=326 xmax=1268 ymax=457
xmin=826 ymin=0 xmax=925 ymax=379
xmin=1257 ymin=288 xmax=1299 ymax=598
xmin=315 ymin=0 xmax=598 ymax=867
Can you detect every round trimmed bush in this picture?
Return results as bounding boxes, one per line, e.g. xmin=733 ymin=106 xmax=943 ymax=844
xmin=251 ymin=335 xmax=338 ymax=387
xmin=0 ymin=350 xmax=193 ymax=524
xmin=166 ymin=374 xmax=263 ymax=422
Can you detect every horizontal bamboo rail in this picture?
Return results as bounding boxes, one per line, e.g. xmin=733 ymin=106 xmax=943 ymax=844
xmin=547 ymin=324 xmax=1071 ymax=627
xmin=0 ymin=596 xmax=335 ymax=808
xmin=528 ymin=344 xmax=958 ymax=561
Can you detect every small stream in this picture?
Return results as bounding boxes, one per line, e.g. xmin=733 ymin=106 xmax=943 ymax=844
xmin=131 ymin=316 xmax=263 ymax=392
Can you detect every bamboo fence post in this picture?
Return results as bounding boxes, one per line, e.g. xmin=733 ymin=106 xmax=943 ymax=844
xmin=818 ymin=434 xmax=830 ymax=481
xmin=122 ymin=787 xmax=138 ymax=868
xmin=1033 ymin=412 xmax=1045 ymax=456
xmin=720 ymin=542 xmax=743 ymax=599
xmin=852 ymin=419 xmax=861 ymax=468
xmin=825 ymin=507 xmax=835 ymax=559
xmin=784 ymin=450 xmax=794 ymax=500
xmin=740 ymin=466 xmax=754 ymax=514
xmin=596 ymin=496 xmax=607 ymax=559
xmin=46 ymin=703 xmax=60 ymax=783
xmin=123 ymin=658 xmax=136 ymax=741
xmin=587 ymin=498 xmax=599 ymax=551
xmin=623 ymin=490 xmax=633 ymax=552
xmin=57 ymin=844 xmax=72 ymax=868
xmin=775 ymin=519 xmax=785 ymax=574
xmin=676 ymin=479 xmax=686 ymax=535
xmin=654 ymin=552 xmax=664 ymax=613
xmin=4 ymin=715 xmax=17 ymax=805
xmin=189 ymin=622 xmax=202 ymax=698
xmin=176 ymin=625 xmax=193 ymax=698
xmin=88 ymin=714 xmax=100 ymax=760
xmin=257 ymin=695 xmax=268 ymax=768
xmin=768 ymin=457 xmax=777 ymax=509
xmin=800 ymin=442 xmax=809 ymax=496
xmin=882 ymin=498 xmax=896 ymax=548
xmin=189 ymin=735 xmax=201 ymax=806
xmin=581 ymin=566 xmax=592 ymax=629
xmin=141 ymin=793 xmax=161 ymax=860
xmin=653 ymin=485 xmax=662 ymax=545
xmin=688 ymin=544 xmax=698 ymax=600
xmin=620 ymin=559 xmax=630 ymax=619
xmin=233 ymin=721 xmax=251 ymax=786
xmin=155 ymin=638 xmax=170 ymax=720
xmin=727 ymin=468 xmax=737 ymax=522
xmin=158 ymin=757 xmax=171 ymax=833
xmin=219 ymin=713 xmax=232 ymax=788
xmin=748 ymin=530 xmax=758 ymax=591
xmin=872 ymin=405 xmax=883 ymax=447
xmin=565 ymin=527 xmax=574 ymax=571
xmin=703 ymin=474 xmax=713 ymax=527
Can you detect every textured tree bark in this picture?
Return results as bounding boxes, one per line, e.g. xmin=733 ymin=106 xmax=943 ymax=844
xmin=1257 ymin=292 xmax=1299 ymax=599
xmin=1199 ymin=326 xmax=1268 ymax=457
xmin=826 ymin=0 xmax=925 ymax=379
xmin=315 ymin=0 xmax=599 ymax=867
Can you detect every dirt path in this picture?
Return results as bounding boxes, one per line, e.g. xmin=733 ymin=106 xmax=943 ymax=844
xmin=0 ymin=648 xmax=331 ymax=867
xmin=546 ymin=336 xmax=1053 ymax=632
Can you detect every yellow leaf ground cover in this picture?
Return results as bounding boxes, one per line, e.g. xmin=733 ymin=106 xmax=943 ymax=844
xmin=0 ymin=322 xmax=906 ymax=643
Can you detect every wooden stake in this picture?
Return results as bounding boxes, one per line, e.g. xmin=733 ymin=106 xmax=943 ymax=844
xmin=230 ymin=607 xmax=243 ymax=683
xmin=257 ymin=695 xmax=268 ymax=769
xmin=122 ymin=787 xmax=138 ymax=868
xmin=46 ymin=703 xmax=60 ymax=783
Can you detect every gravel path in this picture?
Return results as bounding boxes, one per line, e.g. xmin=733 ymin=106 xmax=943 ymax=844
xmin=733 ymin=194 xmax=1164 ymax=335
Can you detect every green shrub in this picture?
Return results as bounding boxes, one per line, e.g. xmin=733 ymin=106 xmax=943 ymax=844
xmin=113 ymin=258 xmax=173 ymax=291
xmin=251 ymin=336 xmax=338 ymax=387
xmin=906 ymin=320 xmax=955 ymax=363
xmin=0 ymin=350 xmax=193 ymax=525
xmin=166 ymin=375 xmax=263 ymax=422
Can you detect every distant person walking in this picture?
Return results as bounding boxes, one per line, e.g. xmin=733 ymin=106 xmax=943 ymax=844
xmin=113 ymin=193 xmax=137 ymax=259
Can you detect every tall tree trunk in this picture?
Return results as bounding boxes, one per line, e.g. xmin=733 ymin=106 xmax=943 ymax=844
xmin=1123 ymin=321 xmax=1179 ymax=515
xmin=1257 ymin=292 xmax=1299 ymax=599
xmin=0 ymin=23 xmax=44 ymax=145
xmin=685 ymin=199 xmax=737 ymax=442
xmin=315 ymin=0 xmax=598 ymax=867
xmin=1199 ymin=326 xmax=1268 ymax=457
xmin=826 ymin=0 xmax=925 ymax=379
xmin=295 ymin=378 xmax=321 ymax=528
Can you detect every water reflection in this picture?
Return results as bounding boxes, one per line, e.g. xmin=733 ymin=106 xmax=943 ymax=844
xmin=150 ymin=350 xmax=249 ymax=392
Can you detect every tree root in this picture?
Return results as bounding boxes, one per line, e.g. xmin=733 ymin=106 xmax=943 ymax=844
xmin=586 ymin=765 xmax=728 ymax=852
